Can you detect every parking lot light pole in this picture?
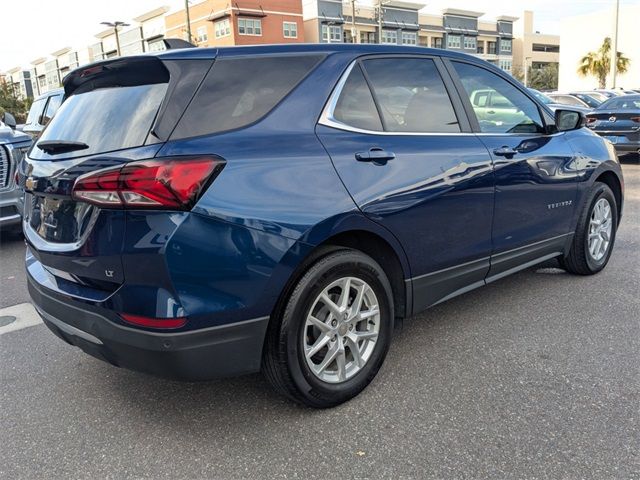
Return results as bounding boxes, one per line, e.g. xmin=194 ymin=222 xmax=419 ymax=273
xmin=184 ymin=0 xmax=193 ymax=44
xmin=100 ymin=21 xmax=130 ymax=57
xmin=609 ymin=0 xmax=620 ymax=89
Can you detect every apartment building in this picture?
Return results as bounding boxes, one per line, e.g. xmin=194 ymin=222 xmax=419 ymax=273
xmin=3 ymin=2 xmax=537 ymax=100
xmin=2 ymin=68 xmax=33 ymax=100
xmin=512 ymin=10 xmax=559 ymax=76
xmin=10 ymin=7 xmax=169 ymax=97
xmin=89 ymin=6 xmax=169 ymax=62
xmin=164 ymin=0 xmax=305 ymax=47
xmin=303 ymin=4 xmax=517 ymax=73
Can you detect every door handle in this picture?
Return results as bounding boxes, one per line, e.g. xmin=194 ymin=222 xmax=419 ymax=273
xmin=487 ymin=110 xmax=495 ymax=114
xmin=355 ymin=148 xmax=396 ymax=163
xmin=493 ymin=146 xmax=518 ymax=158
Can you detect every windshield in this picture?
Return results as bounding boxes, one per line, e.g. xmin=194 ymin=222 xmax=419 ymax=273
xmin=529 ymin=89 xmax=553 ymax=105
xmin=33 ymin=83 xmax=167 ymax=159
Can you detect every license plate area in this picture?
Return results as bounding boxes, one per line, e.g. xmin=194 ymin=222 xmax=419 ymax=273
xmin=25 ymin=193 xmax=97 ymax=245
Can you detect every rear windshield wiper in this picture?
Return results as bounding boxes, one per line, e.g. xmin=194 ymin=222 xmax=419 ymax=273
xmin=37 ymin=140 xmax=89 ymax=155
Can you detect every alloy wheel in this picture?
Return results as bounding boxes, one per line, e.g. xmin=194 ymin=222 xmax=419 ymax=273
xmin=303 ymin=276 xmax=380 ymax=383
xmin=588 ymin=197 xmax=613 ymax=261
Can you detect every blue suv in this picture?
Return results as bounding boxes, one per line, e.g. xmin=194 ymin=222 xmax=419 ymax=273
xmin=21 ymin=45 xmax=623 ymax=407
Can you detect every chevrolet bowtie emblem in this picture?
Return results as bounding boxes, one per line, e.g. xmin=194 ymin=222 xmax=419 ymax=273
xmin=25 ymin=176 xmax=35 ymax=191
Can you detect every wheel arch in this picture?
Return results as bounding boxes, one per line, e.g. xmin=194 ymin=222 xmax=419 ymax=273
xmin=270 ymin=215 xmax=412 ymax=328
xmin=594 ymin=169 xmax=623 ymax=224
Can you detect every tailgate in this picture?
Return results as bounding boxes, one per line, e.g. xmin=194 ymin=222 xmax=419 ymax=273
xmin=21 ymin=54 xmax=212 ymax=292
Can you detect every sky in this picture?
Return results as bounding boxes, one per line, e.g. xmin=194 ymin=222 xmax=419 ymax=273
xmin=1 ymin=0 xmax=637 ymax=71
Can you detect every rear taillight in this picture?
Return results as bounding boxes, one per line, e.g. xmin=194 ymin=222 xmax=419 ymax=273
xmin=120 ymin=313 xmax=187 ymax=329
xmin=631 ymin=116 xmax=640 ymax=123
xmin=586 ymin=116 xmax=596 ymax=124
xmin=72 ymin=157 xmax=224 ymax=210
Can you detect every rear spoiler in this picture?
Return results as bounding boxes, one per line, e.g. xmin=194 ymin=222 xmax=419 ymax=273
xmin=63 ymin=56 xmax=170 ymax=98
xmin=61 ymin=36 xmax=198 ymax=98
xmin=163 ymin=38 xmax=197 ymax=50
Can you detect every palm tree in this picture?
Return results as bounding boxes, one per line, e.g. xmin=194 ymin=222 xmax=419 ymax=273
xmin=577 ymin=37 xmax=630 ymax=88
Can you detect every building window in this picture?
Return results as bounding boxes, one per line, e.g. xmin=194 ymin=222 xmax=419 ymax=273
xmin=283 ymin=22 xmax=297 ymax=38
xmin=463 ymin=36 xmax=476 ymax=50
xmin=477 ymin=43 xmax=484 ymax=54
xmin=215 ymin=19 xmax=231 ymax=38
xmin=381 ymin=30 xmax=398 ymax=44
xmin=499 ymin=59 xmax=512 ymax=73
xmin=147 ymin=38 xmax=165 ymax=52
xmin=532 ymin=43 xmax=559 ymax=53
xmin=238 ymin=18 xmax=262 ymax=36
xmin=321 ymin=24 xmax=342 ymax=43
xmin=487 ymin=41 xmax=496 ymax=54
xmin=500 ymin=38 xmax=512 ymax=53
xmin=401 ymin=32 xmax=417 ymax=45
xmin=432 ymin=37 xmax=443 ymax=49
xmin=196 ymin=26 xmax=208 ymax=43
xmin=447 ymin=34 xmax=461 ymax=49
xmin=360 ymin=31 xmax=376 ymax=44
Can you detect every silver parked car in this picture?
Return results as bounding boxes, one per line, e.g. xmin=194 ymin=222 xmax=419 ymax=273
xmin=23 ymin=88 xmax=64 ymax=137
xmin=0 ymin=112 xmax=31 ymax=232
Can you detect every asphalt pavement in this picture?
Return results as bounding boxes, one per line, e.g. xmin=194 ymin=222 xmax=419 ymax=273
xmin=1 ymin=160 xmax=638 ymax=479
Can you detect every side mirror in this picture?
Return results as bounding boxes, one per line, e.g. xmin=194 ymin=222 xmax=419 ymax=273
xmin=555 ymin=109 xmax=584 ymax=131
xmin=2 ymin=112 xmax=17 ymax=130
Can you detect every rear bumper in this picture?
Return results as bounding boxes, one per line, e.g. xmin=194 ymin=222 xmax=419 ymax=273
xmin=613 ymin=144 xmax=640 ymax=153
xmin=28 ymin=271 xmax=269 ymax=381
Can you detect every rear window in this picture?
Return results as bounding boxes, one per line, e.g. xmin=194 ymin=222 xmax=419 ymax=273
xmin=33 ymin=83 xmax=166 ymax=159
xmin=171 ymin=55 xmax=324 ymax=139
xmin=599 ymin=97 xmax=640 ymax=110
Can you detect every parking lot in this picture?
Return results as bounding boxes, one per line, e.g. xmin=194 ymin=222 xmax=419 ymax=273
xmin=1 ymin=159 xmax=638 ymax=478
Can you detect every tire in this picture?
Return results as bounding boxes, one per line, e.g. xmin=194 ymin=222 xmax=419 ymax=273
xmin=263 ymin=248 xmax=394 ymax=408
xmin=560 ymin=182 xmax=618 ymax=275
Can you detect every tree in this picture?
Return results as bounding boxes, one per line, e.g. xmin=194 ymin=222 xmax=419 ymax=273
xmin=512 ymin=65 xmax=525 ymax=83
xmin=577 ymin=37 xmax=630 ymax=88
xmin=528 ymin=63 xmax=559 ymax=91
xmin=0 ymin=79 xmax=31 ymax=123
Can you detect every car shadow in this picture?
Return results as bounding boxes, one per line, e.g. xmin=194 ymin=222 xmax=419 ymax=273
xmin=0 ymin=228 xmax=23 ymax=245
xmin=619 ymin=152 xmax=639 ymax=164
xmin=77 ymin=258 xmax=571 ymax=428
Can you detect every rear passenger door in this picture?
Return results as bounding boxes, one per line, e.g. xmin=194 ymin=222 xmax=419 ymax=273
xmin=316 ymin=55 xmax=495 ymax=312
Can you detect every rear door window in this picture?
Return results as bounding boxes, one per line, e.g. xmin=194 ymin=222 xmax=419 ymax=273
xmin=332 ymin=64 xmax=383 ymax=132
xmin=361 ymin=58 xmax=460 ymax=133
xmin=32 ymin=83 xmax=167 ymax=159
xmin=172 ymin=55 xmax=324 ymax=139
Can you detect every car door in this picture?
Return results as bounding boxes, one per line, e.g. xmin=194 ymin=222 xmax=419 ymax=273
xmin=316 ymin=55 xmax=495 ymax=312
xmin=446 ymin=60 xmax=579 ymax=279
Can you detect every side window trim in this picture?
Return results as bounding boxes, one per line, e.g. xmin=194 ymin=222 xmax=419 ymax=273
xmin=319 ymin=54 xmax=472 ymax=136
xmin=442 ymin=57 xmax=553 ymax=136
xmin=356 ymin=59 xmax=389 ymax=132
